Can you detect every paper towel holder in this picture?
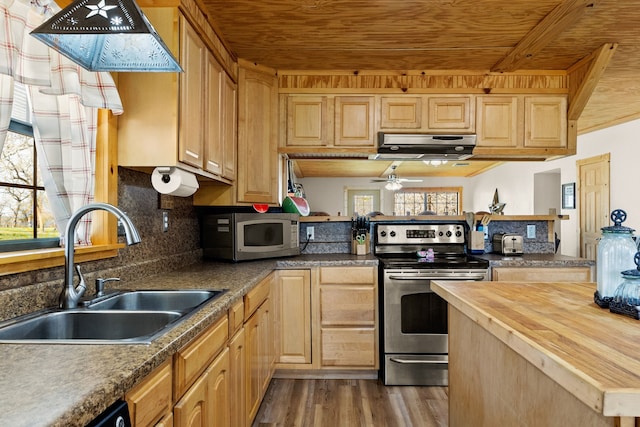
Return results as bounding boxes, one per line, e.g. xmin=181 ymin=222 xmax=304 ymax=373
xmin=158 ymin=167 xmax=173 ymax=183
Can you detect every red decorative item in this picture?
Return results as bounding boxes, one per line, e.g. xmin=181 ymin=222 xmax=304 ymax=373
xmin=252 ymin=204 xmax=269 ymax=213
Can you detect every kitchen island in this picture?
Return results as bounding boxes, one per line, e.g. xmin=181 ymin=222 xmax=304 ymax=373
xmin=431 ymin=280 xmax=640 ymax=427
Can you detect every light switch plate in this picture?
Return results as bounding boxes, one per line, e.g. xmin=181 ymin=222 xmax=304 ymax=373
xmin=527 ymin=224 xmax=536 ymax=239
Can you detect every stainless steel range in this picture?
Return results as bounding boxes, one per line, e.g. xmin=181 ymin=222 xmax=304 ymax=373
xmin=375 ymin=222 xmax=489 ymax=386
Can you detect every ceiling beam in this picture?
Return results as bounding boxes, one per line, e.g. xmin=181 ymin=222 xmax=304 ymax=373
xmin=491 ymin=0 xmax=596 ymax=72
xmin=567 ymin=43 xmax=618 ymax=121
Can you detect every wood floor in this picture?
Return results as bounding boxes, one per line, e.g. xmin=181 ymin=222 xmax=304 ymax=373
xmin=252 ymin=379 xmax=449 ymax=427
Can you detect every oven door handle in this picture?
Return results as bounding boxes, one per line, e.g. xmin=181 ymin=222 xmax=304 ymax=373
xmin=389 ymin=357 xmax=448 ymax=365
xmin=387 ymin=274 xmax=485 ymax=281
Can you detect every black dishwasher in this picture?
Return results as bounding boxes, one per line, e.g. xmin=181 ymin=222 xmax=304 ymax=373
xmin=86 ymin=400 xmax=131 ymax=427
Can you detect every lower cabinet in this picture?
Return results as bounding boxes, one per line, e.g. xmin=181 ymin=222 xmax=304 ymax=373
xmin=492 ymin=266 xmax=592 ymax=282
xmin=244 ymin=276 xmax=275 ymax=425
xmin=274 ymin=266 xmax=378 ymax=371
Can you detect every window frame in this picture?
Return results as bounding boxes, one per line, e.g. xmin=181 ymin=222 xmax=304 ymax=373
xmin=344 ymin=187 xmax=382 ymax=217
xmin=394 ymin=186 xmax=463 ymax=216
xmin=0 ymin=110 xmax=122 ymax=275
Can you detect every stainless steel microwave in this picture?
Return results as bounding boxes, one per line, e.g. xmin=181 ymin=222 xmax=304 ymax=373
xmin=201 ymin=213 xmax=300 ymax=261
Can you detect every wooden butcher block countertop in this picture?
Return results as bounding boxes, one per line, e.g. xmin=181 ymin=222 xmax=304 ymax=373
xmin=431 ymin=280 xmax=640 ymax=417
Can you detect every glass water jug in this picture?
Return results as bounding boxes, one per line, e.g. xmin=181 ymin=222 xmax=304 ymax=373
xmin=610 ymin=252 xmax=640 ymax=319
xmin=595 ymin=209 xmax=637 ymax=307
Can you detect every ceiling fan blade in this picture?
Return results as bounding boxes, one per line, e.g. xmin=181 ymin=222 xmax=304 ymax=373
xmin=398 ymin=178 xmax=423 ymax=182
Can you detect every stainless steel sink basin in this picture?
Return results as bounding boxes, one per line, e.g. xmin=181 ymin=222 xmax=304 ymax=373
xmin=0 ymin=289 xmax=227 ymax=344
xmin=0 ymin=310 xmax=182 ymax=344
xmin=86 ymin=290 xmax=225 ymax=312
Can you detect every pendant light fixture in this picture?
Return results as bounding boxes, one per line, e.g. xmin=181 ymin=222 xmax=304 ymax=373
xmin=31 ymin=0 xmax=182 ymax=72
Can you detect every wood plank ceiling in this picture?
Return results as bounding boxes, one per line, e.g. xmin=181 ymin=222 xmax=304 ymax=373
xmin=198 ymin=0 xmax=639 ymax=178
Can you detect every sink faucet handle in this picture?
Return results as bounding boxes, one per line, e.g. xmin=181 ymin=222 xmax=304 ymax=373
xmin=95 ymin=277 xmax=120 ymax=297
xmin=75 ymin=264 xmax=87 ymax=296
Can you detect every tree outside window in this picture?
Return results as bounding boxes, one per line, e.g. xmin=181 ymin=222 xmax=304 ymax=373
xmin=0 ymin=124 xmax=58 ymax=248
xmin=394 ymin=187 xmax=462 ymax=216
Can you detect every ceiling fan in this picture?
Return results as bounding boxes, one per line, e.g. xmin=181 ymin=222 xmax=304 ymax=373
xmin=371 ymin=166 xmax=423 ymax=190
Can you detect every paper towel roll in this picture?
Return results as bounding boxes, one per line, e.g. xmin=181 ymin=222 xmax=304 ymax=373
xmin=151 ymin=167 xmax=199 ymax=197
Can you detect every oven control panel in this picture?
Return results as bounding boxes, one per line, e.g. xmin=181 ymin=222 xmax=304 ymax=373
xmin=376 ymin=223 xmax=465 ymax=245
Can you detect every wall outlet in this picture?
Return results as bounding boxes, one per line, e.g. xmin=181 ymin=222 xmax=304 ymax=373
xmin=307 ymin=226 xmax=314 ymax=241
xmin=163 ymin=211 xmax=169 ymax=232
xmin=527 ymin=224 xmax=536 ymax=239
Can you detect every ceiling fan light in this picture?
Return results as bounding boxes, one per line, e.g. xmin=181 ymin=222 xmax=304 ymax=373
xmin=385 ymin=181 xmax=402 ymax=191
xmin=30 ymin=0 xmax=182 ymax=72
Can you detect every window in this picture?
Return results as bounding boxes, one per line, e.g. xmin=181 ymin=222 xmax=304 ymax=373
xmin=0 ymin=122 xmax=59 ymax=251
xmin=394 ymin=187 xmax=462 ymax=216
xmin=345 ymin=189 xmax=381 ymax=216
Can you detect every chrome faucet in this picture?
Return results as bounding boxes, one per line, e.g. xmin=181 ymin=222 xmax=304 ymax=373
xmin=60 ymin=203 xmax=141 ymax=309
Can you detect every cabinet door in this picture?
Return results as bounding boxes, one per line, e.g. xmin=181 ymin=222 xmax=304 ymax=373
xmin=334 ymin=96 xmax=375 ymax=147
xmin=321 ymin=328 xmax=376 ymax=367
xmin=476 ymin=96 xmax=520 ymax=148
xmin=173 ymin=369 xmax=211 ymax=427
xmin=237 ymin=64 xmax=279 ymax=203
xmin=524 ymin=96 xmax=567 ymax=148
xmin=204 ymin=52 xmax=223 ymax=175
xmin=286 ymin=96 xmax=330 ymax=146
xmin=208 ymin=348 xmax=231 ymax=427
xmin=178 ymin=19 xmax=206 ymax=169
xmin=229 ymin=328 xmax=246 ymax=427
xmin=426 ymin=96 xmax=474 ymax=131
xmin=221 ymin=73 xmax=237 ymax=180
xmin=275 ymin=270 xmax=311 ymax=364
xmin=244 ymin=304 xmax=262 ymax=425
xmin=379 ymin=96 xmax=422 ymax=129
xmin=125 ymin=359 xmax=172 ymax=427
xmin=492 ymin=267 xmax=591 ymax=282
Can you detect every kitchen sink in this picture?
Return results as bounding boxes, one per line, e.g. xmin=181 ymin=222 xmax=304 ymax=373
xmin=0 ymin=289 xmax=227 ymax=344
xmin=0 ymin=310 xmax=183 ymax=343
xmin=86 ymin=289 xmax=225 ymax=312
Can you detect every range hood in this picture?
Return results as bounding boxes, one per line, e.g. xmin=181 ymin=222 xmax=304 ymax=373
xmin=370 ymin=132 xmax=476 ymax=160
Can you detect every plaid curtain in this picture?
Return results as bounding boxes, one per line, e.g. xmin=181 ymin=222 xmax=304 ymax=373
xmin=0 ymin=0 xmax=123 ymax=246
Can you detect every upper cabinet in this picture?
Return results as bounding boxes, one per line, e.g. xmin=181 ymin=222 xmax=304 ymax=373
xmin=282 ymin=94 xmax=475 ymax=152
xmin=475 ymin=95 xmax=568 ymax=159
xmin=117 ymin=7 xmax=237 ymax=184
xmin=236 ymin=61 xmax=279 ymax=204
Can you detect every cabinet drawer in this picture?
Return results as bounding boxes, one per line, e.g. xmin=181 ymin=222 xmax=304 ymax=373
xmin=492 ymin=267 xmax=591 ymax=282
xmin=321 ymin=328 xmax=376 ymax=367
xmin=319 ymin=266 xmax=376 ymax=285
xmin=320 ymin=286 xmax=375 ymax=326
xmin=125 ymin=359 xmax=172 ymax=427
xmin=244 ymin=274 xmax=272 ymax=319
xmin=174 ymin=315 xmax=228 ymax=399
xmin=229 ymin=299 xmax=244 ymax=336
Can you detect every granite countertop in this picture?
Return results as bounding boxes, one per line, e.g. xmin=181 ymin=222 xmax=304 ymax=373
xmin=477 ymin=253 xmax=595 ymax=267
xmin=0 ymin=254 xmax=377 ymax=427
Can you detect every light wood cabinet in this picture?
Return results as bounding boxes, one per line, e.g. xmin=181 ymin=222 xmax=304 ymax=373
xmin=492 ymin=266 xmax=592 ymax=282
xmin=117 ymin=9 xmax=236 ymax=183
xmin=229 ymin=327 xmax=246 ymax=427
xmin=275 ymin=270 xmax=312 ymax=365
xmin=476 ymin=95 xmax=520 ymax=148
xmin=286 ymin=96 xmax=330 ymax=146
xmin=221 ymin=73 xmax=237 ymax=180
xmin=334 ymin=96 xmax=376 ymax=147
xmin=426 ymin=95 xmax=474 ymax=131
xmin=125 ymin=359 xmax=173 ymax=427
xmin=244 ymin=273 xmax=275 ymax=426
xmin=524 ymin=96 xmax=568 ymax=148
xmin=174 ymin=348 xmax=231 ymax=427
xmin=236 ymin=61 xmax=279 ymax=204
xmin=318 ymin=266 xmax=377 ymax=368
xmin=475 ymin=95 xmax=568 ymax=157
xmin=379 ymin=96 xmax=422 ymax=129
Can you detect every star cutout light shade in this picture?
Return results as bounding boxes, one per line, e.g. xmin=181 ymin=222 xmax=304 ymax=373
xmin=31 ymin=0 xmax=182 ymax=72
